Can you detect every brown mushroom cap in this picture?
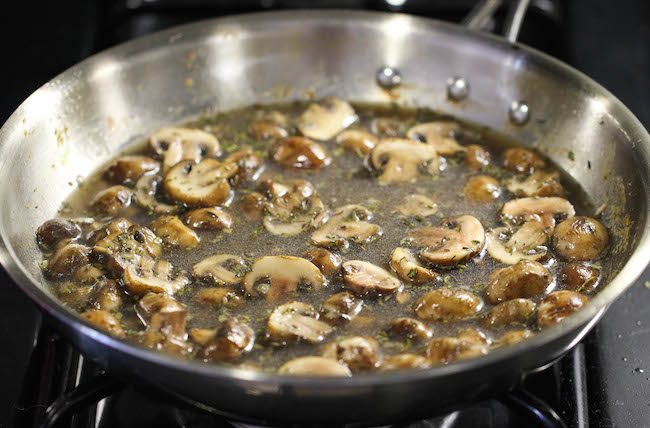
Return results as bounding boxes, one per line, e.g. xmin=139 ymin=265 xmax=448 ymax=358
xmin=537 ymin=290 xmax=588 ymax=328
xmin=562 ymin=263 xmax=601 ymax=293
xmin=134 ymin=174 xmax=178 ymax=214
xmin=243 ymin=256 xmax=324 ymax=302
xmin=45 ymin=244 xmax=91 ymax=279
xmin=91 ymin=185 xmax=133 ymax=216
xmin=387 ymin=317 xmax=433 ymax=342
xmin=36 ymin=218 xmax=81 ymax=251
xmin=81 ymin=309 xmax=124 ymax=337
xmin=163 ymin=159 xmax=235 ymax=207
xmin=407 ymin=122 xmax=465 ymax=156
xmin=407 ymin=215 xmax=485 ymax=266
xmin=302 ymin=248 xmax=342 ymax=277
xmin=464 ymin=144 xmax=490 ymax=169
xmin=185 ymin=207 xmax=233 ymax=230
xmin=296 ymin=97 xmax=357 ymax=141
xmin=249 ymin=119 xmax=288 ymax=140
xmin=198 ymin=319 xmax=255 ymax=362
xmin=319 ymin=292 xmax=362 ymax=324
xmin=336 ymin=129 xmax=377 ymax=156
xmin=502 ymin=148 xmax=547 ymax=173
xmin=481 ymin=298 xmax=536 ymax=328
xmin=497 ymin=329 xmax=534 ymax=346
xmin=341 ymin=260 xmax=402 ymax=296
xmin=278 ymin=356 xmax=352 ymax=376
xmin=123 ymin=257 xmax=188 ymax=296
xmin=464 ymin=175 xmax=501 ymax=203
xmin=501 ymin=197 xmax=575 ymax=230
xmin=321 ymin=336 xmax=381 ymax=372
xmin=506 ymin=170 xmax=564 ymax=197
xmin=389 ymin=247 xmax=439 ymax=284
xmin=484 ymin=260 xmax=552 ymax=304
xmin=427 ymin=331 xmax=488 ymax=365
xmin=104 ymin=155 xmax=160 ymax=184
xmin=370 ymin=138 xmax=439 ymax=184
xmin=271 ymin=137 xmax=331 ymax=170
xmin=311 ymin=204 xmax=382 ymax=249
xmin=194 ymin=288 xmax=243 ymax=308
xmin=414 ymin=288 xmax=483 ymax=322
xmin=381 ymin=354 xmax=431 ymax=371
xmin=223 ymin=149 xmax=264 ymax=183
xmin=552 ymin=216 xmax=609 ymax=261
xmin=149 ymin=215 xmax=200 ymax=249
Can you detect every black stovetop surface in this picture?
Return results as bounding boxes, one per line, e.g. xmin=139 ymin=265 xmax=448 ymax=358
xmin=1 ymin=1 xmax=649 ymax=427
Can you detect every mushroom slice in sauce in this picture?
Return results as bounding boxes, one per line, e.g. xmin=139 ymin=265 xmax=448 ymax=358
xmin=407 ymin=122 xmax=465 ymax=156
xmin=123 ymin=257 xmax=188 ymax=296
xmin=502 ymin=148 xmax=547 ymax=173
xmin=322 ymin=336 xmax=381 ymax=372
xmin=149 ymin=127 xmax=220 ymax=172
xmin=464 ymin=144 xmax=490 ymax=170
xmin=45 ymin=244 xmax=91 ymax=279
xmin=91 ymin=185 xmax=133 ymax=216
xmin=193 ymin=254 xmax=247 ymax=286
xmin=134 ymin=175 xmax=178 ymax=214
xmin=562 ymin=263 xmax=601 ymax=293
xmin=319 ymin=292 xmax=362 ymax=324
xmin=341 ymin=260 xmax=402 ymax=296
xmin=278 ymin=356 xmax=352 ymax=376
xmin=501 ymin=197 xmax=575 ymax=231
xmin=381 ymin=354 xmax=431 ymax=371
xmin=336 ymin=129 xmax=377 ymax=156
xmin=414 ymin=289 xmax=483 ymax=322
xmin=249 ymin=119 xmax=288 ymax=140
xmin=88 ymin=279 xmax=124 ymax=312
xmin=427 ymin=328 xmax=489 ymax=365
xmin=370 ymin=138 xmax=439 ymax=184
xmin=163 ymin=159 xmax=235 ymax=207
xmin=552 ymin=216 xmax=609 ymax=261
xmin=149 ymin=215 xmax=200 ymax=249
xmin=91 ymin=224 xmax=162 ymax=275
xmin=407 ymin=215 xmax=485 ymax=266
xmin=464 ymin=176 xmax=501 ymax=203
xmin=184 ymin=207 xmax=232 ymax=230
xmin=36 ymin=218 xmax=81 ymax=251
xmin=136 ymin=292 xmax=187 ymax=339
xmin=387 ymin=317 xmax=432 ymax=342
xmin=81 ymin=309 xmax=125 ymax=337
xmin=389 ymin=247 xmax=439 ymax=284
xmin=271 ymin=137 xmax=331 ymax=170
xmin=487 ymin=221 xmax=550 ymax=265
xmin=268 ymin=302 xmax=333 ymax=343
xmin=224 ymin=149 xmax=264 ymax=183
xmin=484 ymin=260 xmax=552 ymax=304
xmin=264 ymin=195 xmax=325 ymax=236
xmin=481 ymin=298 xmax=536 ymax=328
xmin=198 ymin=318 xmax=255 ymax=362
xmin=302 ymin=248 xmax=342 ymax=278
xmin=537 ymin=290 xmax=588 ymax=328
xmin=497 ymin=329 xmax=534 ymax=346
xmin=243 ymin=256 xmax=324 ymax=302
xmin=396 ymin=194 xmax=438 ymax=217
xmin=194 ymin=288 xmax=243 ymax=308
xmin=506 ymin=170 xmax=564 ymax=197
xmin=104 ymin=155 xmax=160 ymax=185
xmin=297 ymin=97 xmax=357 ymax=141
xmin=311 ymin=204 xmax=381 ymax=249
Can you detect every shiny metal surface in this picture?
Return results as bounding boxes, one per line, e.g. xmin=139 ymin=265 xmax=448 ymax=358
xmin=446 ymin=76 xmax=470 ymax=102
xmin=375 ymin=66 xmax=403 ymax=89
xmin=0 ymin=10 xmax=649 ymax=425
xmin=508 ymin=100 xmax=531 ymax=125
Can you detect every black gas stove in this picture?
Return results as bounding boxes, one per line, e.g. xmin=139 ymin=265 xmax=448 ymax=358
xmin=1 ymin=1 xmax=649 ymax=427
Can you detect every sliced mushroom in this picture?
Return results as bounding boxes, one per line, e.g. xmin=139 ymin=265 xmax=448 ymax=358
xmin=81 ymin=309 xmax=124 ymax=337
xmin=562 ymin=263 xmax=600 ymax=293
xmin=322 ymin=336 xmax=381 ymax=372
xmin=481 ymin=298 xmax=536 ymax=328
xmin=370 ymin=117 xmax=401 ymax=137
xmin=464 ymin=176 xmax=501 ymax=203
xmin=123 ymin=257 xmax=188 ymax=296
xmin=506 ymin=170 xmax=564 ymax=197
xmin=502 ymin=148 xmax=546 ymax=173
xmin=87 ymin=218 xmax=133 ymax=246
xmin=336 ymin=129 xmax=377 ymax=156
xmin=271 ymin=137 xmax=331 ymax=170
xmin=198 ymin=318 xmax=255 ymax=362
xmin=104 ymin=155 xmax=160 ymax=184
xmin=36 ymin=218 xmax=81 ymax=251
xmin=241 ymin=192 xmax=266 ymax=220
xmin=487 ymin=221 xmax=550 ymax=265
xmin=278 ymin=356 xmax=352 ymax=376
xmin=537 ymin=290 xmax=588 ymax=328
xmin=427 ymin=329 xmax=489 ymax=365
xmin=149 ymin=215 xmax=199 ymax=249
xmin=297 ymin=97 xmax=357 ymax=141
xmin=249 ymin=119 xmax=288 ymax=140
xmin=464 ymin=144 xmax=490 ymax=170
xmin=56 ymin=282 xmax=93 ymax=310
xmin=341 ymin=260 xmax=402 ymax=296
xmin=45 ymin=243 xmax=90 ymax=279
xmin=387 ymin=317 xmax=432 ymax=342
xmin=407 ymin=122 xmax=464 ymax=155
xmin=223 ymin=149 xmax=264 ymax=183
xmin=501 ymin=197 xmax=575 ymax=230
xmin=552 ymin=216 xmax=608 ymax=261
xmin=311 ymin=205 xmax=381 ymax=249
xmin=188 ymin=328 xmax=217 ymax=346
xmin=136 ymin=292 xmax=187 ymax=339
xmin=396 ymin=194 xmax=438 ymax=217
xmin=497 ymin=329 xmax=534 ymax=346
xmin=134 ymin=174 xmax=178 ymax=214
xmin=389 ymin=247 xmax=439 ymax=284
xmin=194 ymin=287 xmax=243 ymax=308
xmin=381 ymin=354 xmax=431 ymax=371
xmin=192 ymin=254 xmax=248 ymax=286
xmin=370 ymin=138 xmax=438 ymax=184
xmin=163 ymin=159 xmax=235 ymax=207
xmin=73 ymin=265 xmax=106 ymax=285
xmin=268 ymin=301 xmax=333 ymax=343
xmin=184 ymin=207 xmax=232 ymax=230
xmin=319 ymin=292 xmax=362 ymax=324
xmin=88 ymin=279 xmax=124 ymax=312
xmin=91 ymin=224 xmax=162 ymax=275
xmin=263 ymin=191 xmax=325 ymax=236
xmin=149 ymin=127 xmax=220 ymax=171
xmin=484 ymin=260 xmax=552 ymax=304
xmin=302 ymin=248 xmax=342 ymax=277
xmin=243 ymin=256 xmax=324 ymax=302
xmin=91 ymin=185 xmax=133 ymax=216
xmin=407 ymin=215 xmax=485 ymax=266
xmin=414 ymin=289 xmax=483 ymax=322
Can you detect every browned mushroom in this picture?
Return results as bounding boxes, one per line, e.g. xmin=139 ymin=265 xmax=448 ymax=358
xmin=45 ymin=243 xmax=91 ymax=279
xmin=506 ymin=170 xmax=564 ymax=197
xmin=302 ymin=248 xmax=342 ymax=277
xmin=193 ymin=288 xmax=243 ymax=308
xmin=464 ymin=175 xmax=501 ymax=203
xmin=427 ymin=328 xmax=489 ymax=365
xmin=407 ymin=122 xmax=464 ymax=155
xmin=81 ymin=309 xmax=124 ymax=337
xmin=319 ymin=292 xmax=363 ymax=324
xmin=198 ymin=319 xmax=255 ymax=362
xmin=223 ymin=149 xmax=264 ymax=183
xmin=311 ymin=205 xmax=381 ymax=248
xmin=389 ymin=247 xmax=439 ymax=284
xmin=501 ymin=197 xmax=575 ymax=231
xmin=502 ymin=148 xmax=546 ymax=173
xmin=562 ymin=263 xmax=601 ymax=293
xmin=88 ymin=279 xmax=124 ymax=312
xmin=184 ymin=207 xmax=232 ymax=230
xmin=497 ymin=329 xmax=534 ymax=345
xmin=149 ymin=215 xmax=200 ymax=248
xmin=243 ymin=256 xmax=324 ymax=302
xmin=134 ymin=174 xmax=178 ymax=214
xmin=91 ymin=185 xmax=133 ymax=216
xmin=484 ymin=260 xmax=552 ymax=304
xmin=271 ymin=137 xmax=331 ymax=170
xmin=36 ymin=218 xmax=81 ymax=251
xmin=278 ymin=356 xmax=352 ymax=376
xmin=552 ymin=216 xmax=608 ymax=261
xmin=537 ymin=290 xmax=588 ymax=328
xmin=268 ymin=301 xmax=333 ymax=343
xmin=464 ymin=144 xmax=490 ymax=169
xmin=387 ymin=317 xmax=432 ymax=342
xmin=414 ymin=289 xmax=483 ymax=322
xmin=486 ymin=221 xmax=550 ymax=265
xmin=296 ymin=97 xmax=357 ymax=140
xmin=163 ymin=159 xmax=236 ymax=207
xmin=341 ymin=260 xmax=402 ymax=296
xmin=322 ymin=336 xmax=381 ymax=372
xmin=370 ymin=138 xmax=439 ymax=184
xmin=122 ymin=257 xmax=188 ymax=296
xmin=104 ymin=155 xmax=160 ymax=184
xmin=91 ymin=224 xmax=162 ymax=275
xmin=381 ymin=354 xmax=431 ymax=372
xmin=250 ymin=119 xmax=288 ymax=140
xmin=336 ymin=129 xmax=377 ymax=156
xmin=149 ymin=127 xmax=220 ymax=172
xmin=481 ymin=298 xmax=536 ymax=328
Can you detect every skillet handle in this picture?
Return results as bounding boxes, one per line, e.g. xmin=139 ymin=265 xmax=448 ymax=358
xmin=462 ymin=0 xmax=530 ymax=43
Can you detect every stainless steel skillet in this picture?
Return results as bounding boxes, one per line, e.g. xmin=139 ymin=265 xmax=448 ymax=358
xmin=0 ymin=5 xmax=649 ymax=426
